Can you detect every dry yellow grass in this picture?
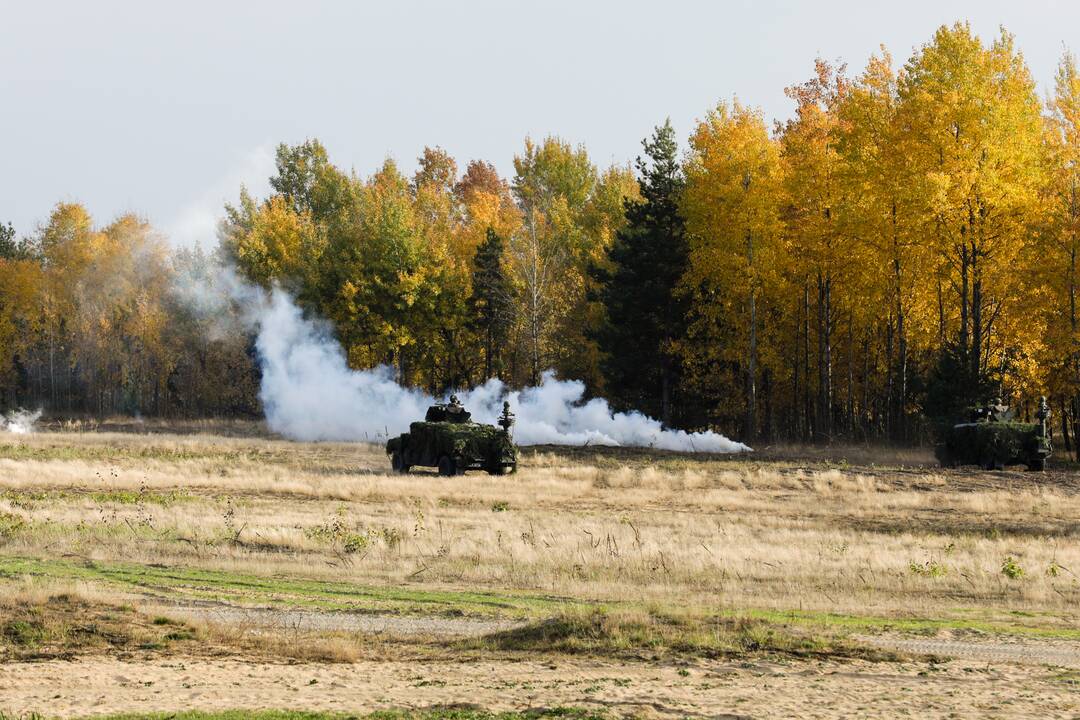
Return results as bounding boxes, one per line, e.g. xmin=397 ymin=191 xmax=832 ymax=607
xmin=1 ymin=429 xmax=1078 ymax=625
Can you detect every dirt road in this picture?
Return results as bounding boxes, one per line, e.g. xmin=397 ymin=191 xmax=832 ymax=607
xmin=860 ymin=633 xmax=1080 ymax=668
xmin=144 ymin=603 xmax=522 ymax=637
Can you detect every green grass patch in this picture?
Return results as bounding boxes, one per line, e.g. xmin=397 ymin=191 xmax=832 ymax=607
xmin=87 ymin=489 xmax=197 ymax=506
xmin=4 ymin=553 xmax=1076 ymax=670
xmin=0 ymin=555 xmax=575 ymax=618
xmin=1 ymin=488 xmax=197 ymax=507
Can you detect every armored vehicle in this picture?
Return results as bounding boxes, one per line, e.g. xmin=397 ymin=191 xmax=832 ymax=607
xmin=935 ymin=397 xmax=1052 ymax=471
xmin=386 ymin=396 xmax=518 ymax=476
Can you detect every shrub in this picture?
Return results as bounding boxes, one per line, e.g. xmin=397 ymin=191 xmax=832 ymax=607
xmin=1001 ymin=556 xmax=1024 ymax=580
xmin=909 ymin=560 xmax=947 ymax=578
xmin=342 ymin=533 xmax=369 ymax=555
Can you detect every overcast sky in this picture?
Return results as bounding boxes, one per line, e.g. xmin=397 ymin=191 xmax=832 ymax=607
xmin=2 ymin=0 xmax=1078 ymax=247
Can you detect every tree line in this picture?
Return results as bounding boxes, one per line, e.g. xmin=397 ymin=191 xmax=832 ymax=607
xmin=4 ymin=22 xmax=1080 ymax=453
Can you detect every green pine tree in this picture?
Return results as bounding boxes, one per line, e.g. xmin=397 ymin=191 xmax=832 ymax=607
xmin=593 ymin=120 xmax=688 ymax=426
xmin=0 ymin=222 xmax=22 ymax=259
xmin=470 ymin=228 xmax=514 ymax=380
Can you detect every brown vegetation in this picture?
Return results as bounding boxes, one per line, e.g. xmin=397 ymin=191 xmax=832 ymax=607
xmin=1 ymin=430 xmax=1078 ymax=625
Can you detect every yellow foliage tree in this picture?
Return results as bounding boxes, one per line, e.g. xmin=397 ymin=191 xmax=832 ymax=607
xmin=683 ymin=100 xmax=782 ymax=439
xmin=897 ymin=24 xmax=1045 ymax=407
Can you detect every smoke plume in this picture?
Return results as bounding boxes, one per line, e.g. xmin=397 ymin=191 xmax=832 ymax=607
xmin=252 ymin=289 xmax=750 ymax=453
xmin=2 ymin=408 xmax=42 ymax=435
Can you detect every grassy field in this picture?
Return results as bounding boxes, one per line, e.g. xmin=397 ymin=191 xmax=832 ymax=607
xmin=1 ymin=426 xmax=1079 ymax=718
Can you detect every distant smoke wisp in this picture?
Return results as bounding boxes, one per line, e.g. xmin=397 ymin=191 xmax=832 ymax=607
xmin=251 ymin=289 xmax=751 ymax=453
xmin=2 ymin=408 xmax=42 ymax=435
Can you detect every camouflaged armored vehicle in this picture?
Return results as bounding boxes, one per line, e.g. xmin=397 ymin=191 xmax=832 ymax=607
xmin=935 ymin=397 xmax=1052 ymax=471
xmin=386 ymin=396 xmax=518 ymax=476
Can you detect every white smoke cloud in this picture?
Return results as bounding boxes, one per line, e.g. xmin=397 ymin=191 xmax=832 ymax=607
xmin=3 ymin=408 xmax=42 ymax=435
xmin=251 ymin=288 xmax=751 ymax=453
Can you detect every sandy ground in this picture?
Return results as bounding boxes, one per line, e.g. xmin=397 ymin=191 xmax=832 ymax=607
xmin=3 ymin=654 xmax=1078 ymax=720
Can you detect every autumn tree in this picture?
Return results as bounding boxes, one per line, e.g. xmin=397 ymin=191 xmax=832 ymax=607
xmin=510 ymin=136 xmax=635 ymax=389
xmin=1035 ymin=50 xmax=1080 ymax=456
xmin=833 ymin=50 xmax=936 ymax=440
xmin=510 ymin=137 xmax=596 ymax=385
xmin=779 ymin=59 xmax=851 ymax=441
xmin=0 ymin=239 xmax=41 ymax=404
xmin=455 ymin=160 xmax=521 ymax=251
xmin=410 ymin=146 xmax=474 ymax=389
xmin=270 ymin=139 xmax=357 ymax=225
xmin=166 ymin=244 xmax=261 ymax=417
xmin=898 ymin=24 xmax=1044 ymax=420
xmin=683 ymin=104 xmax=782 ymax=440
xmin=222 ymin=140 xmax=356 ymax=308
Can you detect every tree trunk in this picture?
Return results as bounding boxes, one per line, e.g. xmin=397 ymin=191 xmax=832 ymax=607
xmin=970 ymin=241 xmax=983 ymax=381
xmin=49 ymin=334 xmax=56 ymax=410
xmin=816 ymin=273 xmax=832 ymax=443
xmin=885 ymin=318 xmax=894 ymax=439
xmin=484 ymin=326 xmax=493 ymax=380
xmin=745 ymin=229 xmax=757 ymax=442
xmin=937 ymin=278 xmax=946 ymax=346
xmin=792 ymin=312 xmax=800 ymax=440
xmin=762 ymin=366 xmax=773 ymax=442
xmin=803 ymin=281 xmax=813 ymax=442
xmin=1073 ymin=395 xmax=1080 ymax=463
xmin=846 ymin=318 xmax=854 ymax=437
xmin=1059 ymin=396 xmax=1072 ymax=455
xmin=959 ymin=234 xmax=970 ymax=360
xmin=861 ymin=333 xmax=870 ymax=440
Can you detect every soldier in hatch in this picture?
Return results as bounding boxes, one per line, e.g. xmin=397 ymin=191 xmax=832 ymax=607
xmin=986 ymin=397 xmax=1013 ymax=422
xmin=446 ymin=394 xmax=468 ymax=422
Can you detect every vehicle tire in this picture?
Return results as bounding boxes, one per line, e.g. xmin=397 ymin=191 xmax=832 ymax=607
xmin=391 ymin=451 xmax=409 ymax=474
xmin=502 ymin=463 xmax=517 ymax=475
xmin=437 ymin=455 xmax=456 ymax=477
xmin=1028 ymin=457 xmax=1046 ymax=471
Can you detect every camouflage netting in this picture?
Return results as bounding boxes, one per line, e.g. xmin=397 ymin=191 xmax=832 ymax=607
xmin=388 ymin=415 xmax=517 ymax=474
xmin=409 ymin=421 xmax=508 ymax=462
xmin=937 ymin=422 xmax=1050 ymax=470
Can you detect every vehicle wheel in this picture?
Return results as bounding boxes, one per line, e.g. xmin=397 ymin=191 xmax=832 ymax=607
xmin=502 ymin=463 xmax=517 ymax=475
xmin=391 ymin=451 xmax=409 ymax=474
xmin=437 ymin=455 xmax=456 ymax=477
xmin=1028 ymin=458 xmax=1046 ymax=471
